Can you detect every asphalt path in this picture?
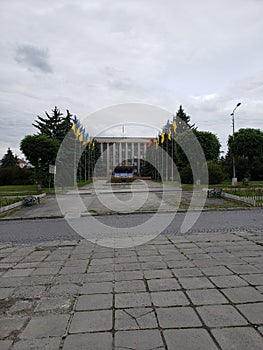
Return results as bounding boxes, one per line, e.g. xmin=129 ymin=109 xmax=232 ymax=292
xmin=0 ymin=209 xmax=263 ymax=244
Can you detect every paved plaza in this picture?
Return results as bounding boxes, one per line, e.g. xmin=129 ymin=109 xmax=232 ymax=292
xmin=0 ymin=231 xmax=263 ymax=349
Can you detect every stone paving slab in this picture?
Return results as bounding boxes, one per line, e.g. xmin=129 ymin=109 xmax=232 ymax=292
xmin=0 ymin=231 xmax=263 ymax=349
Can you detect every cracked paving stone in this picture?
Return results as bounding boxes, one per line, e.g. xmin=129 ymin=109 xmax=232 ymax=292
xmin=115 ymin=329 xmax=164 ymax=350
xmin=115 ymin=308 xmax=158 ymax=330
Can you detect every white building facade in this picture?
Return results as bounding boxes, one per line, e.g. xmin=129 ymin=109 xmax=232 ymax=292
xmin=94 ymin=137 xmax=150 ymax=177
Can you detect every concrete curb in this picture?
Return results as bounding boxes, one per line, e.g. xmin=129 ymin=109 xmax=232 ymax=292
xmin=0 ymin=193 xmax=47 ymax=214
xmin=0 ymin=205 xmax=258 ymax=222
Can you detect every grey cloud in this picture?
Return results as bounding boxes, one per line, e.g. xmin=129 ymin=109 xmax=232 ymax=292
xmin=15 ymin=44 xmax=53 ymax=73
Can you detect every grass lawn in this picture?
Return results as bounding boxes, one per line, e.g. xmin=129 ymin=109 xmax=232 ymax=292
xmin=0 ymin=185 xmax=39 ymax=196
xmin=224 ymin=188 xmax=263 ymax=197
xmin=0 ymin=197 xmax=21 ymax=208
xmin=77 ymin=180 xmax=93 ymax=187
xmin=161 ymin=180 xmax=263 ymax=190
xmin=0 ymin=180 xmax=93 ymax=196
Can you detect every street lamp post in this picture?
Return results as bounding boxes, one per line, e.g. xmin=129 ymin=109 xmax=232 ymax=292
xmin=230 ymin=102 xmax=241 ymax=186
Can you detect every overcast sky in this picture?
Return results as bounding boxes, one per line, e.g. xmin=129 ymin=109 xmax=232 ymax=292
xmin=1 ymin=0 xmax=263 ymax=159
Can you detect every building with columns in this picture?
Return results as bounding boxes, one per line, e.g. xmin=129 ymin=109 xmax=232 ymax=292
xmin=94 ymin=137 xmax=150 ymax=177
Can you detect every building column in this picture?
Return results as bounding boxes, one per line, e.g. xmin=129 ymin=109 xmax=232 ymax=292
xmin=119 ymin=143 xmax=122 ymax=165
xmin=125 ymin=142 xmax=128 ymax=166
xmin=138 ymin=143 xmax=141 ymax=176
xmin=113 ymin=143 xmax=116 ymax=169
xmin=106 ymin=143 xmax=110 ymax=176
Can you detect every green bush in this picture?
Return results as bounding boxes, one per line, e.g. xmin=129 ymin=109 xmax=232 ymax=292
xmin=180 ymin=162 xmax=224 ymax=185
xmin=180 ymin=166 xmax=193 ymax=184
xmin=207 ymin=162 xmax=224 ymax=184
xmin=0 ymin=167 xmax=34 ymax=185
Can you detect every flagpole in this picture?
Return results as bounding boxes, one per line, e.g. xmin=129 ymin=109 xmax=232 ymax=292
xmin=166 ymin=132 xmax=168 ymax=181
xmin=122 ymin=125 xmax=125 ymax=138
xmin=74 ymin=138 xmax=77 ymax=185
xmin=84 ymin=147 xmax=87 ymax=182
xmin=172 ymin=135 xmax=174 ymax=181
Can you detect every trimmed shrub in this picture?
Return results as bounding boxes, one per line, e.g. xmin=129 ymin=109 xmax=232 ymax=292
xmin=208 ymin=162 xmax=224 ymax=184
xmin=0 ymin=167 xmax=34 ymax=185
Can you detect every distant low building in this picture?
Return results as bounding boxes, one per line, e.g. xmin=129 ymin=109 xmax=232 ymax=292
xmin=17 ymin=158 xmax=27 ymax=168
xmin=94 ymin=137 xmax=151 ymax=177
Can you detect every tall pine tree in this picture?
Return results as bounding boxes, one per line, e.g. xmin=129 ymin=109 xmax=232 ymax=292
xmin=1 ymin=148 xmax=17 ymax=167
xmin=175 ymin=105 xmax=194 ymax=133
xmin=33 ymin=106 xmax=72 ymax=143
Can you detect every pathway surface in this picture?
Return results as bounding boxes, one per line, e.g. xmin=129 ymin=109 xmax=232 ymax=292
xmin=0 ymin=231 xmax=263 ymax=349
xmin=1 ymin=180 xmax=263 ymax=349
xmin=1 ymin=209 xmax=263 ymax=245
xmin=3 ymin=180 xmax=247 ymax=220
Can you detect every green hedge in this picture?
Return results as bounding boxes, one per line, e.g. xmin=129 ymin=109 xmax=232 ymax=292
xmin=0 ymin=167 xmax=34 ymax=185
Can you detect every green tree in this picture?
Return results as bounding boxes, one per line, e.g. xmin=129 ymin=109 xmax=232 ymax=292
xmin=175 ymin=129 xmax=221 ymax=167
xmin=33 ymin=106 xmax=72 ymax=143
xmin=1 ymin=148 xmax=17 ymax=167
xmin=195 ymin=130 xmax=221 ymax=162
xmin=20 ymin=135 xmax=60 ymax=185
xmin=207 ymin=162 xmax=224 ymax=184
xmin=228 ymin=128 xmax=263 ymax=164
xmin=227 ymin=128 xmax=263 ymax=180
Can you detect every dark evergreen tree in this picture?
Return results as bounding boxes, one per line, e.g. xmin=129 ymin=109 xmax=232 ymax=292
xmin=1 ymin=148 xmax=17 ymax=167
xmin=175 ymin=105 xmax=194 ymax=133
xmin=33 ymin=106 xmax=72 ymax=143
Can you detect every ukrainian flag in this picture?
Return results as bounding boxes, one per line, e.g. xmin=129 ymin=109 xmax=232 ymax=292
xmin=172 ymin=121 xmax=177 ymax=133
xmin=161 ymin=132 xmax=165 ymax=143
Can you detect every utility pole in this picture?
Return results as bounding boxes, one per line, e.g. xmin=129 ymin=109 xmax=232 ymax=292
xmin=230 ymin=102 xmax=241 ymax=186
